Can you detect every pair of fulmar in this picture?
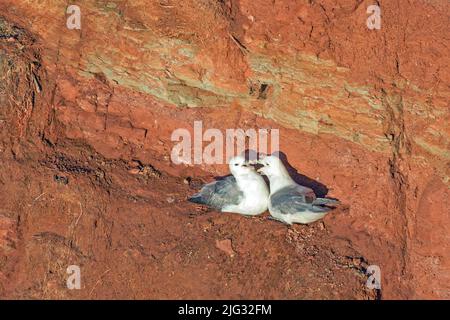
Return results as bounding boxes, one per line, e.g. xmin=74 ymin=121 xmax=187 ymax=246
xmin=188 ymin=155 xmax=339 ymax=225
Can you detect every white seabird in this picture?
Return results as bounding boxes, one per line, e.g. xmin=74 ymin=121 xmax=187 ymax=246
xmin=188 ymin=155 xmax=269 ymax=216
xmin=255 ymin=155 xmax=339 ymax=224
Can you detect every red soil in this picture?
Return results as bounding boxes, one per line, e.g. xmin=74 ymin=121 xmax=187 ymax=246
xmin=0 ymin=0 xmax=449 ymax=299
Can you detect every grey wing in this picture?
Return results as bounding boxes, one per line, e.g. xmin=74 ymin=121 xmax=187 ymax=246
xmin=188 ymin=176 xmax=244 ymax=209
xmin=270 ymin=185 xmax=329 ymax=215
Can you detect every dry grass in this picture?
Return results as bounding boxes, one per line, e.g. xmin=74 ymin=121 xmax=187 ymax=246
xmin=0 ymin=17 xmax=41 ymax=137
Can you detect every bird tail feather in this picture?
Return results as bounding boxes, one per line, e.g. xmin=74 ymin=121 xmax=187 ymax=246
xmin=188 ymin=194 xmax=206 ymax=204
xmin=312 ymin=197 xmax=340 ymax=207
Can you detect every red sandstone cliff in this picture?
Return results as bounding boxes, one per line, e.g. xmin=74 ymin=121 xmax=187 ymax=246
xmin=0 ymin=0 xmax=448 ymax=299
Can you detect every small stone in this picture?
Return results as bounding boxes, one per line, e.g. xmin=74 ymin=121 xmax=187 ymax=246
xmin=244 ymin=36 xmax=253 ymax=43
xmin=352 ymin=257 xmax=362 ymax=266
xmin=128 ymin=168 xmax=140 ymax=175
xmin=166 ymin=197 xmax=175 ymax=204
xmin=215 ymin=239 xmax=235 ymax=257
xmin=200 ymin=221 xmax=212 ymax=232
xmin=129 ymin=160 xmax=141 ymax=167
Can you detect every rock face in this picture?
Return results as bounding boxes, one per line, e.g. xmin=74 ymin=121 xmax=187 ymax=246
xmin=0 ymin=0 xmax=448 ymax=299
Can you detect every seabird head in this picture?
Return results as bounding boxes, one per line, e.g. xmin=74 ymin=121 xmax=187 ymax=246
xmin=254 ymin=154 xmax=285 ymax=178
xmin=229 ymin=155 xmax=253 ymax=176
